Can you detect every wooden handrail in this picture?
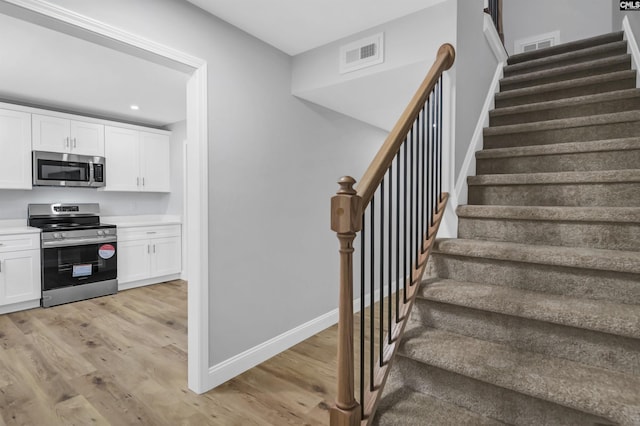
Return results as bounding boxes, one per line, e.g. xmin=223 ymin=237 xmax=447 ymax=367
xmin=356 ymin=43 xmax=455 ymax=208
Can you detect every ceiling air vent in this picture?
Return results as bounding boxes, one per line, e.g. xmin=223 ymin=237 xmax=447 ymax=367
xmin=340 ymin=33 xmax=384 ymax=74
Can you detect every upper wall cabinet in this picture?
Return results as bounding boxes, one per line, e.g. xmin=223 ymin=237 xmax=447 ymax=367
xmin=0 ymin=109 xmax=32 ymax=190
xmin=102 ymin=126 xmax=170 ymax=193
xmin=32 ymin=114 xmax=105 ymax=157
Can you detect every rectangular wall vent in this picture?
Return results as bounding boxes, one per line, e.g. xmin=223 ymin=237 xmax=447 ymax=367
xmin=340 ymin=33 xmax=384 ymax=74
xmin=515 ymin=31 xmax=560 ymax=54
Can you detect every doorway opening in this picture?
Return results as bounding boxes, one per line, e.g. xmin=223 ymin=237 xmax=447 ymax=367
xmin=0 ymin=0 xmax=210 ymax=393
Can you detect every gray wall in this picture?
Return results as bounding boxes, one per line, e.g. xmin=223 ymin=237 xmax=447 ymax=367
xmin=613 ymin=0 xmax=640 ymax=33
xmin=43 ymin=0 xmax=386 ymax=366
xmin=454 ymin=1 xmax=498 ymax=178
xmin=503 ymin=0 xmax=612 ymax=55
xmin=291 ymin=1 xmax=457 ymax=131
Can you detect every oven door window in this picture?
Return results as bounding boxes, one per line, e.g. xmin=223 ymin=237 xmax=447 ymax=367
xmin=42 ymin=243 xmax=117 ymax=290
xmin=38 ymin=159 xmax=89 ymax=182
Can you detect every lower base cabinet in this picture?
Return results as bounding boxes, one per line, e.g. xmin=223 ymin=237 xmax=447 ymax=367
xmin=0 ymin=233 xmax=41 ymax=314
xmin=117 ymin=224 xmax=182 ymax=289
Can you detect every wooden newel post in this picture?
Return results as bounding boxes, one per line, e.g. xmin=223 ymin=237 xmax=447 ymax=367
xmin=330 ymin=176 xmax=362 ymax=426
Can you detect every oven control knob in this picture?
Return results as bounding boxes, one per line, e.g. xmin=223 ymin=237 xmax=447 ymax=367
xmin=53 ymin=232 xmax=62 ymax=239
xmin=97 ymin=230 xmax=105 ymax=236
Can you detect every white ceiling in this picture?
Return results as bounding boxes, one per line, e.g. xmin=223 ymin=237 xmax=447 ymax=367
xmin=185 ymin=0 xmax=447 ymax=55
xmin=0 ymin=13 xmax=188 ymax=128
xmin=0 ymin=2 xmax=446 ymax=128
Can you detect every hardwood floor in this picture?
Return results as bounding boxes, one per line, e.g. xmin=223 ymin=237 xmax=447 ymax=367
xmin=0 ymin=281 xmax=338 ymax=425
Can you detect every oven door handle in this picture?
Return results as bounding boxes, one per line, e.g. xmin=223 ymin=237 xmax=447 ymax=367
xmin=42 ymin=237 xmax=117 ymax=248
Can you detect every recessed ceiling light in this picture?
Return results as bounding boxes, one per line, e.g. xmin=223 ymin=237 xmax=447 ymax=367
xmin=130 ymin=105 xmax=140 ymax=111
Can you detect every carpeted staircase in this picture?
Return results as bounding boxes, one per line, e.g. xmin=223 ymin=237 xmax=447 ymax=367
xmin=374 ymin=31 xmax=640 ymax=425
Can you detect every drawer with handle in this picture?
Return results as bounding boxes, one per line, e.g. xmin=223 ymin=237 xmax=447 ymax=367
xmin=117 ymin=224 xmax=181 ymax=242
xmin=0 ymin=233 xmax=40 ymax=253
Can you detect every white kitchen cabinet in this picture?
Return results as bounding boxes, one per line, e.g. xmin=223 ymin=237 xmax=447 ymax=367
xmin=117 ymin=224 xmax=181 ymax=289
xmin=103 ymin=127 xmax=140 ymax=192
xmin=103 ymin=126 xmax=170 ymax=193
xmin=0 ymin=232 xmax=41 ymax=314
xmin=140 ymin=132 xmax=171 ymax=192
xmin=32 ymin=114 xmax=104 ymax=156
xmin=117 ymin=239 xmax=152 ymax=283
xmin=0 ymin=108 xmax=32 ymax=190
xmin=149 ymin=236 xmax=182 ymax=277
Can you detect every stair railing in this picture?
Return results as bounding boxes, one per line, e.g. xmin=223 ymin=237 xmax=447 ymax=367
xmin=330 ymin=43 xmax=455 ymax=426
xmin=485 ymin=0 xmax=504 ymax=43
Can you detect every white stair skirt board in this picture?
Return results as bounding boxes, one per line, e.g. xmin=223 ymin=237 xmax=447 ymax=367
xmin=454 ymin=14 xmax=507 ymax=209
xmin=622 ymin=15 xmax=640 ymax=88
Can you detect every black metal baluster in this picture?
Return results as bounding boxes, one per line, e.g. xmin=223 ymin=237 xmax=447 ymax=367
xmin=395 ymin=153 xmax=400 ymax=321
xmin=359 ymin=212 xmax=365 ymax=418
xmin=418 ymin=107 xmax=425 ymax=254
xmin=439 ymin=77 xmax=443 ymax=202
xmin=379 ymin=180 xmax=384 ymax=366
xmin=433 ymin=82 xmax=440 ymax=213
xmin=387 ymin=165 xmax=393 ymax=344
xmin=431 ymin=86 xmax=436 ymax=226
xmin=403 ymin=139 xmax=408 ymax=303
xmin=369 ymin=198 xmax=375 ymax=391
xmin=408 ymin=128 xmax=413 ymax=287
xmin=415 ymin=119 xmax=420 ymax=265
xmin=422 ymin=103 xmax=429 ymax=239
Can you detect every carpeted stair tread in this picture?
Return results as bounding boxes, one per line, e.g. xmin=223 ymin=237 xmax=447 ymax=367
xmin=476 ymin=137 xmax=640 ymax=159
xmin=484 ymin=110 xmax=640 ymax=137
xmin=456 ymin=205 xmax=640 ymax=223
xmin=500 ymin=54 xmax=631 ymax=91
xmin=433 ymin=239 xmax=640 ymax=274
xmin=494 ymin=70 xmax=636 ymax=103
xmin=503 ymin=40 xmax=628 ymax=76
xmin=468 ymin=169 xmax=640 ymax=185
xmin=507 ymin=31 xmax=624 ymax=65
xmin=373 ymin=383 xmax=507 ymax=426
xmin=490 ymin=89 xmax=640 ymax=122
xmin=399 ymin=326 xmax=640 ymax=425
xmin=418 ymin=279 xmax=640 ymax=339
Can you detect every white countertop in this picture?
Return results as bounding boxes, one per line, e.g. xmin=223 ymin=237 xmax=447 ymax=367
xmin=102 ymin=215 xmax=182 ymax=228
xmin=0 ymin=219 xmax=41 ymax=235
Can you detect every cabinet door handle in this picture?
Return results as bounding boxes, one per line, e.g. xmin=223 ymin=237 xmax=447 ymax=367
xmin=142 ymin=177 xmax=145 ymax=187
xmin=65 ymin=137 xmax=70 ymax=148
xmin=0 ymin=243 xmax=4 ymax=246
xmin=73 ymin=138 xmax=77 ymax=148
xmin=137 ymin=177 xmax=140 ymax=186
xmin=146 ymin=232 xmax=157 ymax=235
xmin=147 ymin=244 xmax=150 ymax=254
xmin=153 ymin=244 xmax=156 ymax=254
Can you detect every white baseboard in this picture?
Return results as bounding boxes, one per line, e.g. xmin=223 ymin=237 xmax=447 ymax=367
xmin=0 ymin=299 xmax=40 ymax=315
xmin=622 ymin=16 xmax=640 ymax=88
xmin=207 ymin=307 xmax=339 ymax=389
xmin=118 ymin=274 xmax=182 ymax=291
xmin=205 ymin=287 xmax=386 ymax=390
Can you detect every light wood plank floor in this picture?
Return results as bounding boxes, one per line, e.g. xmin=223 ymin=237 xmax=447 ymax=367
xmin=0 ymin=281 xmax=339 ymax=425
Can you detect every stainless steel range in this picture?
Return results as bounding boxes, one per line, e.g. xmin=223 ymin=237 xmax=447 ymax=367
xmin=28 ymin=203 xmax=117 ymax=307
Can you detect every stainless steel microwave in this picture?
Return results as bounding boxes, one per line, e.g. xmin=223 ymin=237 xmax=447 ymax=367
xmin=33 ymin=151 xmax=105 ymax=188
